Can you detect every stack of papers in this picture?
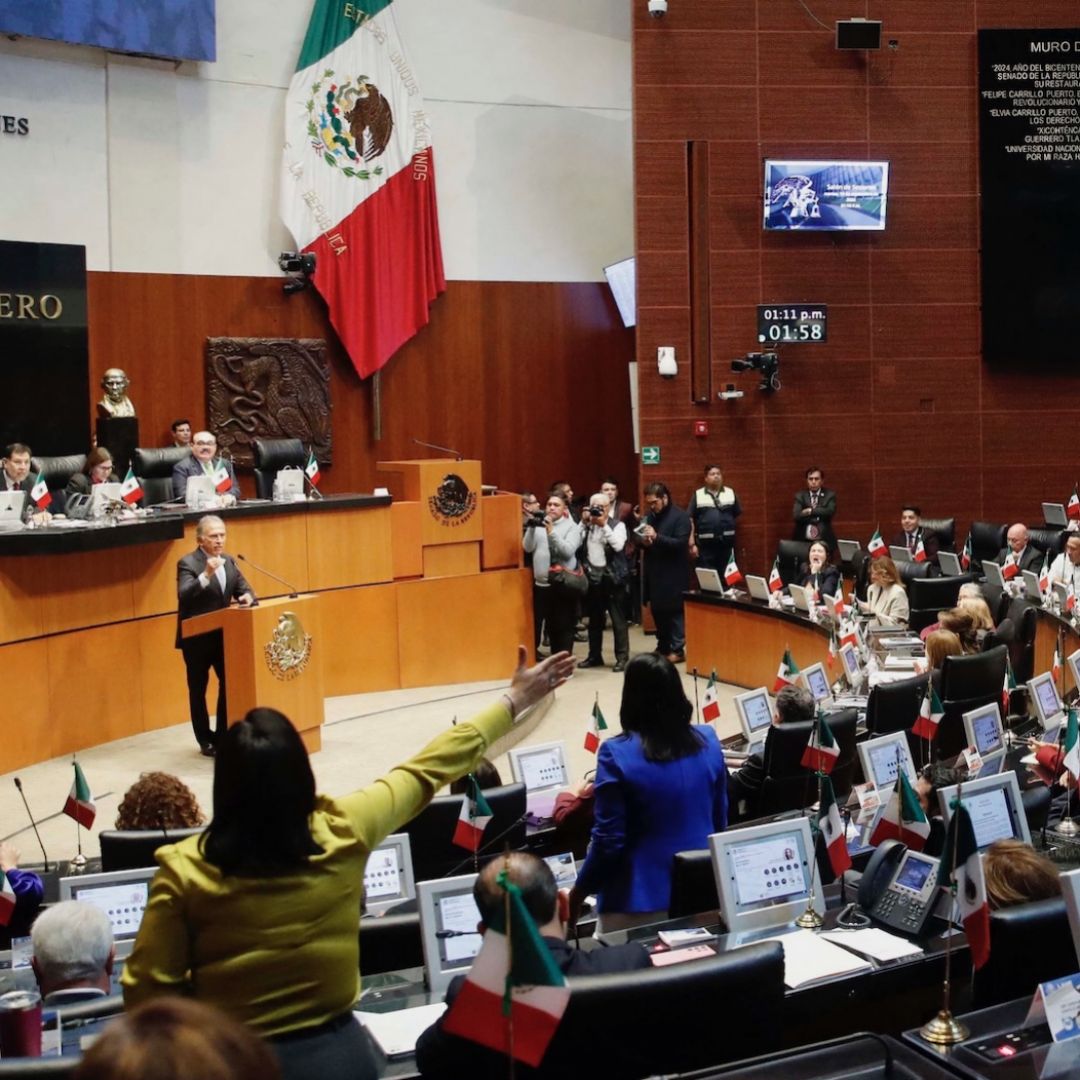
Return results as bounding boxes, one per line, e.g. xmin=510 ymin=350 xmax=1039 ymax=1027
xmin=358 ymin=1003 xmax=446 ymax=1058
xmin=760 ymin=929 xmax=872 ymax=989
xmin=821 ymin=928 xmax=924 ymax=962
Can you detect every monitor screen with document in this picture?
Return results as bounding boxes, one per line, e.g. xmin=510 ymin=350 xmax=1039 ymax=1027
xmin=801 ymin=662 xmax=832 ymax=704
xmin=362 ymin=833 xmax=415 ymax=916
xmin=734 ymin=687 xmax=773 ymax=745
xmin=709 ymin=817 xmax=821 ymax=933
xmin=1067 ymin=649 xmax=1080 ymax=699
xmin=858 ymin=731 xmax=916 ymax=791
xmin=59 ymin=867 xmax=157 ymax=940
xmin=1028 ymin=671 xmax=1065 ymax=733
xmin=418 ymin=873 xmax=483 ymax=994
xmin=507 ymin=741 xmax=569 ymax=795
xmin=963 ymin=702 xmax=1004 ymax=759
xmin=839 ymin=642 xmax=860 ymax=679
xmin=937 ymin=771 xmax=1030 ymax=851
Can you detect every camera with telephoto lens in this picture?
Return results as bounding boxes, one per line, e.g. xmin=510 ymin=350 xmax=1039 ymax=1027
xmin=589 ymin=505 xmax=606 ymax=518
xmin=527 ymin=510 xmax=546 ymax=526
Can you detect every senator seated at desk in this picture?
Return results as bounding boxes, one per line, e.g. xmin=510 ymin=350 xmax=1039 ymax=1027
xmin=796 ymin=540 xmax=839 ymax=599
xmin=415 ymin=853 xmax=650 ymax=1080
xmin=172 ymin=430 xmax=241 ymax=506
xmin=858 ymin=556 xmax=909 ymax=627
xmin=30 ymin=901 xmax=115 ymax=1007
xmin=65 ymin=447 xmax=119 ymax=498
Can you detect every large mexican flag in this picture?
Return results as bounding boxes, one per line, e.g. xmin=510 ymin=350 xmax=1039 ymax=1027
xmin=281 ymin=0 xmax=445 ymax=379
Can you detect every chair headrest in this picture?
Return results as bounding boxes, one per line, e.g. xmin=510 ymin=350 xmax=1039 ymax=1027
xmin=133 ymin=446 xmax=192 ymax=477
xmin=254 ymin=438 xmax=306 ymax=470
xmin=31 ymin=453 xmax=87 ymax=482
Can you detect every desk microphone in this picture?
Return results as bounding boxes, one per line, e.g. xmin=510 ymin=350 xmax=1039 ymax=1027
xmin=13 ymin=778 xmax=50 ymax=872
xmin=236 ymin=553 xmax=298 ymax=599
xmin=412 ymin=438 xmax=462 ymax=461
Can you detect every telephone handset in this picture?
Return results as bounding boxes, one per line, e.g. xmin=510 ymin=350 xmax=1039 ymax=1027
xmin=856 ymin=839 xmax=941 ymax=938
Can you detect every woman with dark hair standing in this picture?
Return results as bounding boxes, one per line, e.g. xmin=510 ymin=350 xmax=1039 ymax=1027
xmin=122 ymin=646 xmax=576 ymax=1080
xmin=567 ymin=654 xmax=728 ymax=932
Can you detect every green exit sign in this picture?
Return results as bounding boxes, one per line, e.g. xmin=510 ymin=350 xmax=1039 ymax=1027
xmin=642 ymin=446 xmax=661 ymax=465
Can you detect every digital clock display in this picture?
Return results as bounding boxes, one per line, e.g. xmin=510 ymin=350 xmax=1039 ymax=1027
xmin=757 ymin=304 xmax=827 ymax=344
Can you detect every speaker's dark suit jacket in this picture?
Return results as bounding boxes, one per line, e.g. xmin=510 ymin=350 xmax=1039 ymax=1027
xmin=996 ymin=544 xmax=1043 ymax=575
xmin=175 ymin=549 xmax=253 ymax=648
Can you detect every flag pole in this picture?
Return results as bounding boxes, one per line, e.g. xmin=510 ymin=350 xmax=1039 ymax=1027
xmin=691 ymin=668 xmax=700 ymax=721
xmin=372 ymin=371 xmax=382 ymax=442
xmin=1059 ymin=707 xmax=1078 ymax=836
xmin=71 ymin=756 xmax=86 ymax=870
xmin=919 ymin=781 xmax=969 ymax=1044
xmin=304 ymin=446 xmax=323 ymax=501
xmin=795 ymin=715 xmax=824 ymax=929
xmin=500 ymin=853 xmax=516 ymax=1080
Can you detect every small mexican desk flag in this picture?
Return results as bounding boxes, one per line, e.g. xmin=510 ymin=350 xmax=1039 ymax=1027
xmin=62 ymin=762 xmax=96 ymax=829
xmin=120 ymin=467 xmax=143 ymax=505
xmin=817 ymin=774 xmax=851 ymax=877
xmin=442 ymin=869 xmax=569 ymax=1067
xmin=774 ymin=649 xmax=799 ymax=692
xmin=30 ymin=472 xmax=51 ymax=509
xmin=452 ymin=777 xmax=492 ymax=852
xmin=701 ymin=671 xmax=721 ymax=724
xmin=584 ymin=701 xmax=608 ymax=754
xmin=938 ymin=798 xmax=989 ymax=969
xmin=281 ymin=0 xmax=445 ymax=379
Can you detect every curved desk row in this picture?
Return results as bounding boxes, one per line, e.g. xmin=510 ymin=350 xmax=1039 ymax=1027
xmin=684 ymin=592 xmax=832 ymax=691
xmin=1033 ymin=603 xmax=1080 ymax=696
xmin=3 ymin=490 xmax=531 ymax=771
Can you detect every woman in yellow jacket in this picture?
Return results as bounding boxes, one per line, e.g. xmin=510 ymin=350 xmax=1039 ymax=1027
xmin=123 ymin=646 xmax=576 ymax=1079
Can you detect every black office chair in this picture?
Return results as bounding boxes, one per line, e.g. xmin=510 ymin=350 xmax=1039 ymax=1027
xmin=668 ymin=849 xmax=717 ymax=919
xmin=30 ymin=453 xmax=87 ymax=515
xmin=1023 ymin=784 xmax=1052 ymax=835
xmin=937 ymin=645 xmax=1008 ymax=758
xmin=775 ymin=540 xmax=810 ymax=587
xmin=538 ymin=941 xmax=785 ymax=1079
xmin=754 ymin=710 xmax=857 ymax=814
xmin=253 ymin=438 xmax=306 ymax=500
xmin=921 ymin=516 xmax=956 ymax=552
xmin=358 ymin=910 xmax=423 ymax=976
xmin=969 ymin=521 xmax=1007 ymax=566
xmin=897 ymin=560 xmax=935 ymax=586
xmin=402 ymin=783 xmax=526 ymax=882
xmin=1008 ymin=602 xmax=1038 ymax=698
xmin=1027 ymin=526 xmax=1066 ymax=557
xmin=907 ymin=575 xmax=967 ymax=634
xmin=0 ymin=1056 xmax=78 ymax=1077
xmin=133 ymin=445 xmax=191 ymax=506
xmin=972 ymin=897 xmax=1078 ymax=1009
xmin=851 ymin=549 xmax=871 ymax=601
xmin=982 ymin=616 xmax=1015 ymax=651
xmin=980 ymin=582 xmax=1011 ymax=627
xmin=824 ymin=708 xmax=858 ymax=801
xmin=864 ymin=671 xmax=929 ymax=737
xmin=99 ymin=827 xmax=204 ymax=871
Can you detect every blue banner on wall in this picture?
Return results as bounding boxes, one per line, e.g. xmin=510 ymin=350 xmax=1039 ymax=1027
xmin=0 ymin=0 xmax=215 ymax=63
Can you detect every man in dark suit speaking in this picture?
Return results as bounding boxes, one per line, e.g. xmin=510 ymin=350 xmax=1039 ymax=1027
xmin=176 ymin=514 xmax=255 ymax=756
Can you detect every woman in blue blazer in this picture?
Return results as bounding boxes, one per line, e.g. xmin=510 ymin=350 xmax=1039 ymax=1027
xmin=569 ymin=654 xmax=728 ymax=931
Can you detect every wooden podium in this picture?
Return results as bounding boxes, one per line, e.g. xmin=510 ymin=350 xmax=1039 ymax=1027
xmin=181 ymin=594 xmax=324 ymax=753
xmin=377 ymin=458 xmax=483 ymax=578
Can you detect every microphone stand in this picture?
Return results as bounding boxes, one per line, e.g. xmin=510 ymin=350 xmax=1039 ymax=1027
xmin=236 ymin=553 xmax=299 ymax=599
xmin=13 ymin=778 xmax=49 ymax=871
xmin=412 ymin=438 xmax=462 ymax=461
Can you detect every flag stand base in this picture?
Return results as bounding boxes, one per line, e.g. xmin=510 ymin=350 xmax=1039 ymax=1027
xmin=69 ymin=852 xmax=87 ymax=872
xmin=794 ymin=905 xmax=823 ymax=929
xmin=919 ymin=1009 xmax=969 ymax=1045
xmin=1057 ymin=817 xmax=1080 ymax=836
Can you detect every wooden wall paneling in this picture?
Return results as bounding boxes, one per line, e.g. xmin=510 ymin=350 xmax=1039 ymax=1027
xmin=868 ymin=87 xmax=975 ymax=142
xmin=48 ymin=621 xmax=147 ymax=757
xmin=87 ymin=277 xmax=636 ymax=506
xmin=759 ymin=87 xmax=869 ymax=142
xmin=871 ymin=356 xmax=981 ymax=414
xmin=0 ymin=563 xmax=44 ymax=644
xmin=38 ymin=551 xmax=135 ymax=636
xmin=306 ymin=506 xmax=394 ymax=591
xmin=866 ymin=1 xmax=973 ymax=33
xmin=226 ymin=514 xmax=311 ymax=597
xmin=4 ymin=639 xmax=51 ymax=772
xmin=389 ymin=503 xmax=423 ymax=580
xmin=689 ymin=141 xmax=712 ymax=405
xmin=481 ymin=495 xmax=524 ymax=571
xmin=396 ymin=570 xmax=532 ymax=688
xmin=636 ymin=31 xmax=758 ymax=86
xmin=632 ymin=0 xmax=756 ymax=31
xmin=758 ymin=0 xmax=870 ymax=31
xmin=137 ymin=614 xmax=191 ymax=733
xmin=423 ymin=543 xmax=480 ymax=579
xmin=129 ymin=537 xmax=190 ymax=619
xmin=317 ymin=584 xmax=400 ymax=696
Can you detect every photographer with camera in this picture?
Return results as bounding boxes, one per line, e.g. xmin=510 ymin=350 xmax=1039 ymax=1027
xmin=577 ymin=493 xmax=630 ymax=672
xmin=523 ymin=491 xmax=580 ymax=657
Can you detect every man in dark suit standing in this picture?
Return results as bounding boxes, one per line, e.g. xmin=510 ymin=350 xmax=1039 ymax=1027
xmin=890 ymin=505 xmax=940 ymax=566
xmin=640 ymin=481 xmax=692 ymax=664
xmin=176 ymin=514 xmax=255 ymax=755
xmin=792 ymin=465 xmax=837 ymax=550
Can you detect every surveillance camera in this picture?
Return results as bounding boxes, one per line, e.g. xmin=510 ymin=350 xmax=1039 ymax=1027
xmin=647 ymin=0 xmax=667 ymax=18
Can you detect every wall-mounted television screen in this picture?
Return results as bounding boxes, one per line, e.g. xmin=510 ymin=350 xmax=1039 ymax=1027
xmin=763 ymin=161 xmax=889 ymax=232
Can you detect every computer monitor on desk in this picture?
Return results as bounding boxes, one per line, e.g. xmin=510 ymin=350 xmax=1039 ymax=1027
xmin=507 ymin=740 xmax=570 ymax=821
xmin=937 ymin=771 xmax=1030 ymax=851
xmin=1067 ymin=650 xmax=1080 ymax=701
xmin=801 ymin=662 xmax=832 ymax=705
xmin=938 ymin=551 xmax=962 ymax=577
xmin=0 ymin=490 xmax=26 ymax=530
xmin=709 ymin=817 xmax=821 ymax=934
xmin=417 ymin=874 xmax=483 ymax=995
xmin=733 ymin=687 xmax=773 ymax=750
xmin=362 ymin=833 xmax=415 ymax=916
xmin=858 ymin=731 xmax=917 ymax=792
xmin=59 ymin=867 xmax=157 ymax=946
xmin=1028 ymin=671 xmax=1066 ymax=737
xmin=963 ymin=703 xmax=1005 ymax=761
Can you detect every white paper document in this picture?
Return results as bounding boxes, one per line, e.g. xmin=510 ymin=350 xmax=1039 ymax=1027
xmin=761 ymin=929 xmax=872 ymax=989
xmin=820 ymin=928 xmax=924 ymax=962
xmin=358 ymin=1003 xmax=447 ymax=1058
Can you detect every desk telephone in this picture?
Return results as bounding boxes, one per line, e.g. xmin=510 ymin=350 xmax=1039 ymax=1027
xmin=855 ymin=839 xmax=941 ymax=938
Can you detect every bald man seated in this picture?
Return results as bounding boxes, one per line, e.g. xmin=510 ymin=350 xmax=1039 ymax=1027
xmin=415 ymin=852 xmax=650 ymax=1079
xmin=996 ymin=523 xmax=1043 ymax=577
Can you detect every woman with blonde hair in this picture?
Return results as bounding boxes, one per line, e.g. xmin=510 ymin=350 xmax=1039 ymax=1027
xmin=860 ymin=556 xmax=909 ymax=627
xmin=983 ymin=839 xmax=1061 ymax=909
